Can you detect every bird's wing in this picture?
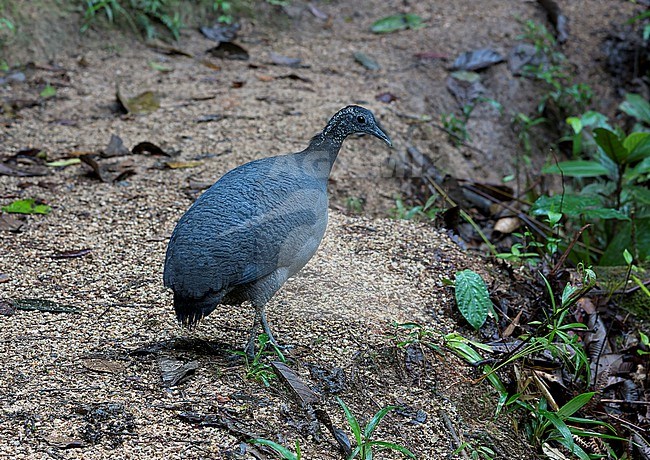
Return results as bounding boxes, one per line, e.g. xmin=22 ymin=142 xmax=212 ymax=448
xmin=163 ymin=155 xmax=327 ymax=300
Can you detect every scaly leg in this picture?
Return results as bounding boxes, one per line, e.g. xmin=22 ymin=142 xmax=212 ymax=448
xmin=260 ymin=305 xmax=280 ymax=349
xmin=244 ymin=307 xmax=262 ymax=358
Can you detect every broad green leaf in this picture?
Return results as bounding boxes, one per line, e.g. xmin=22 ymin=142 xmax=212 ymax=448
xmin=454 ymin=269 xmax=490 ymax=329
xmin=624 ymin=132 xmax=650 ymax=163
xmin=580 ymin=110 xmax=611 ymax=130
xmin=2 ymin=198 xmax=51 ymax=215
xmin=620 ymin=93 xmax=650 ymax=125
xmin=542 ymin=160 xmax=609 ymax=177
xmin=531 ymin=194 xmax=600 ymax=218
xmin=594 ymin=127 xmax=628 ymax=164
xmin=557 ymin=392 xmax=594 ymax=419
xmin=46 ymin=158 xmax=81 ymax=167
xmin=600 ymin=222 xmax=632 ymax=266
xmin=532 ymin=194 xmax=629 ymax=221
xmin=601 ymin=218 xmax=650 ymax=265
xmin=370 ymin=14 xmax=424 ymax=33
xmin=582 ymin=207 xmax=630 ymax=221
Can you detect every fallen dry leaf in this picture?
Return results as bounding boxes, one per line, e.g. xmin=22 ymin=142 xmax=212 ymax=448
xmin=82 ymin=358 xmax=126 ymax=374
xmin=494 ymin=217 xmax=520 ymax=234
xmin=165 ymin=161 xmax=202 ymax=169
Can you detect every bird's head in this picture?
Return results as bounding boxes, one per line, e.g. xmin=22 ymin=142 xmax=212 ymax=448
xmin=323 ymin=105 xmax=392 ymax=147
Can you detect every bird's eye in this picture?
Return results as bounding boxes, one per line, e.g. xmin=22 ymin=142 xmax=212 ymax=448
xmin=357 ymin=115 xmax=366 ymax=124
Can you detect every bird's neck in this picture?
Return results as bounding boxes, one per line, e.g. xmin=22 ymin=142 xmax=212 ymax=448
xmin=306 ymin=129 xmax=346 ymax=166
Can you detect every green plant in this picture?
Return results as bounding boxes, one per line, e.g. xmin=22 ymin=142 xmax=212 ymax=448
xmin=336 ymin=397 xmax=415 ymax=459
xmin=345 ymin=196 xmax=364 ymax=214
xmin=2 ymin=198 xmax=51 ymax=215
xmin=81 ymin=0 xmax=184 ymax=40
xmin=441 ymin=109 xmax=470 ymax=146
xmin=534 ymin=94 xmax=650 ymax=265
xmin=453 ymin=441 xmax=496 ymax=460
xmin=389 ymin=321 xmax=440 ymax=352
xmin=447 ymin=265 xmax=596 ymax=403
xmin=454 ymin=269 xmax=494 ymax=330
xmin=0 ymin=17 xmax=14 ymax=33
xmin=511 ymin=392 xmax=621 ymax=459
xmin=250 ymin=438 xmax=301 ymax=460
xmin=391 ymin=195 xmax=439 ymax=220
xmin=231 ymin=333 xmax=285 ymax=387
xmin=212 ymin=0 xmax=233 ymax=23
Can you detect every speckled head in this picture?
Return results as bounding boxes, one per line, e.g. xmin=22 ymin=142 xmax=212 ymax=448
xmin=322 ymin=105 xmax=392 ymax=147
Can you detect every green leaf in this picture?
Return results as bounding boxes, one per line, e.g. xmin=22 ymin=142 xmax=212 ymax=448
xmin=540 ymin=411 xmax=578 ymax=452
xmin=367 ymin=440 xmax=416 ymax=458
xmin=628 ymin=157 xmax=650 ymax=177
xmin=566 ymin=116 xmax=582 ymax=134
xmin=623 ymin=249 xmax=633 ymax=265
xmin=336 ymin=397 xmax=362 ymax=446
xmin=600 ymin=222 xmax=633 ymax=266
xmin=250 ymin=439 xmax=298 ymax=460
xmin=454 ymin=269 xmax=491 ymax=329
xmin=370 ymin=14 xmax=424 ymax=33
xmin=46 ymin=158 xmax=81 ymax=167
xmin=364 ymin=406 xmax=396 ymax=439
xmin=620 ymin=93 xmax=650 ymax=125
xmin=582 ymin=207 xmax=630 ymax=221
xmin=557 ymin=392 xmax=594 ymax=419
xmin=594 ymin=127 xmax=628 ymax=164
xmin=560 ymin=283 xmax=579 ymax=308
xmin=40 ymin=84 xmax=57 ymax=98
xmin=580 ymin=111 xmax=611 ymax=130
xmin=624 ymin=132 xmax=650 ymax=163
xmin=531 ymin=194 xmax=629 ymax=221
xmin=542 ymin=160 xmax=609 ymax=177
xmin=2 ymin=198 xmax=51 ymax=215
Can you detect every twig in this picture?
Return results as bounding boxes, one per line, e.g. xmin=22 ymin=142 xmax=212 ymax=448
xmin=440 ymin=409 xmax=470 ymax=460
xmin=550 ymin=224 xmax=590 ymax=276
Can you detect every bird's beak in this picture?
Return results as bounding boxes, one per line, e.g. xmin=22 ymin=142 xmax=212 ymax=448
xmin=372 ymin=124 xmax=392 ymax=147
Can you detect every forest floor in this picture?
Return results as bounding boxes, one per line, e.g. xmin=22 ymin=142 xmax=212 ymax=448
xmin=0 ymin=0 xmax=644 ymax=458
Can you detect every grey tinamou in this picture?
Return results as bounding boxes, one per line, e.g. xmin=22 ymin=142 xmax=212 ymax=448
xmin=163 ymin=105 xmax=392 ymax=355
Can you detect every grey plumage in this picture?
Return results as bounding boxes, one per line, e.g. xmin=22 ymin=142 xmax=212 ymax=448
xmin=163 ymin=105 xmax=391 ymax=354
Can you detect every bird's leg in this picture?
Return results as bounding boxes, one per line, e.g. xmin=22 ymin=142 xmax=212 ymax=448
xmin=244 ymin=307 xmax=262 ymax=359
xmin=259 ymin=305 xmax=280 ymax=349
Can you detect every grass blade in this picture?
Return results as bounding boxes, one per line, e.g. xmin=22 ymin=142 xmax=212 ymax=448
xmin=364 ymin=405 xmax=397 ymax=438
xmin=337 ymin=397 xmax=362 ymax=446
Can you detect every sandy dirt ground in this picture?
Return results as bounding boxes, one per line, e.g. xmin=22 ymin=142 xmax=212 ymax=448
xmin=0 ymin=0 xmax=643 ymax=458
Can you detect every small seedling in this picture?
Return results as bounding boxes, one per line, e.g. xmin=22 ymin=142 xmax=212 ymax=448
xmin=336 ymin=397 xmax=415 ymax=459
xmin=231 ymin=333 xmax=285 ymax=387
xmin=345 ymin=196 xmax=364 ymax=214
xmin=453 ymin=441 xmax=496 ymax=460
xmin=389 ymin=321 xmax=440 ymax=352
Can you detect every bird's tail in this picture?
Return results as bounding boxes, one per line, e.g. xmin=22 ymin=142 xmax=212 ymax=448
xmin=173 ymin=293 xmax=218 ymax=328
